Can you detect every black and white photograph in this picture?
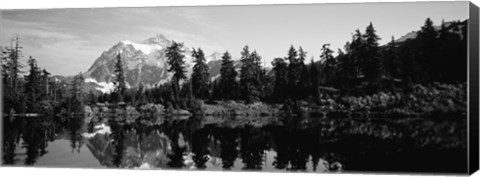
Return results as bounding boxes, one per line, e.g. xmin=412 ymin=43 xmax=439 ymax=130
xmin=1 ymin=0 xmax=478 ymax=176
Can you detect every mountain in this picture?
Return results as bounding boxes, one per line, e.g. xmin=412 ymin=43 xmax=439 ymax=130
xmin=83 ymin=34 xmax=224 ymax=93
xmin=395 ymin=20 xmax=466 ymax=43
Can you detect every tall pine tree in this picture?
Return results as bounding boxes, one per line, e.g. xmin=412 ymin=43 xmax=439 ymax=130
xmin=191 ymin=48 xmax=210 ymax=99
xmin=298 ymin=47 xmax=310 ymax=99
xmin=219 ymin=51 xmax=238 ymax=100
xmin=239 ymin=46 xmax=262 ymax=103
xmin=308 ymin=57 xmax=321 ymax=101
xmin=320 ymin=44 xmax=335 ymax=85
xmin=24 ymin=56 xmax=42 ymax=112
xmin=69 ymin=72 xmax=85 ymax=112
xmin=166 ymin=41 xmax=187 ymax=105
xmin=417 ymin=18 xmax=439 ymax=82
xmin=286 ymin=45 xmax=298 ymax=99
xmin=250 ymin=51 xmax=264 ymax=100
xmin=362 ymin=22 xmax=382 ymax=82
xmin=272 ymin=57 xmax=289 ymax=102
xmin=113 ymin=54 xmax=126 ymax=102
xmin=383 ymin=36 xmax=400 ymax=79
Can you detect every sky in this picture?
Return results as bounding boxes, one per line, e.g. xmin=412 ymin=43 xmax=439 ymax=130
xmin=0 ymin=1 xmax=469 ymax=76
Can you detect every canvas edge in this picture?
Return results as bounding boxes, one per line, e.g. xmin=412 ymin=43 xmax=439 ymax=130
xmin=468 ymin=1 xmax=480 ymax=175
xmin=0 ymin=1 xmax=476 ymax=175
xmin=0 ymin=10 xmax=4 ymax=167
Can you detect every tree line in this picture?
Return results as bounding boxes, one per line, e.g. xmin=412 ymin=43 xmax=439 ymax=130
xmin=103 ymin=18 xmax=465 ymax=109
xmin=2 ymin=18 xmax=468 ymax=114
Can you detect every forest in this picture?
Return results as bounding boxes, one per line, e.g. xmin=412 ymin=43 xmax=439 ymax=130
xmin=1 ymin=18 xmax=468 ymax=118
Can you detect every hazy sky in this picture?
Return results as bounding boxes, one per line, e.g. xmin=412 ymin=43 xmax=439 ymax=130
xmin=0 ymin=1 xmax=469 ymax=76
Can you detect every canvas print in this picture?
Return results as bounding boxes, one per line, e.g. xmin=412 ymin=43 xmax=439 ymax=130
xmin=0 ymin=1 xmax=476 ymax=174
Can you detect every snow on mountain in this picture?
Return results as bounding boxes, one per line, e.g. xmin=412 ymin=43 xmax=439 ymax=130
xmin=206 ymin=52 xmax=223 ymax=63
xmin=84 ymin=34 xmax=222 ymax=93
xmin=121 ymin=40 xmax=163 ymax=55
xmin=84 ymin=77 xmax=116 ymax=93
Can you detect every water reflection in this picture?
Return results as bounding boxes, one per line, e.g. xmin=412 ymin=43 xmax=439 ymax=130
xmin=240 ymin=125 xmax=266 ymax=170
xmin=2 ymin=115 xmax=467 ymax=173
xmin=218 ymin=127 xmax=238 ymax=169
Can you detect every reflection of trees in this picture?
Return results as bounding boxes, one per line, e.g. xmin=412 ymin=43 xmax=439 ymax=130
xmin=2 ymin=117 xmax=24 ymax=164
xmin=162 ymin=119 xmax=193 ymax=168
xmin=109 ymin=121 xmax=125 ymax=167
xmin=22 ymin=117 xmax=54 ymax=165
xmin=288 ymin=130 xmax=309 ymax=171
xmin=191 ymin=128 xmax=210 ymax=169
xmin=271 ymin=127 xmax=309 ymax=171
xmin=167 ymin=132 xmax=187 ymax=168
xmin=66 ymin=116 xmax=85 ymax=153
xmin=240 ymin=125 xmax=265 ymax=170
xmin=218 ymin=127 xmax=239 ymax=169
xmin=271 ymin=126 xmax=289 ymax=169
xmin=2 ymin=113 xmax=465 ymax=173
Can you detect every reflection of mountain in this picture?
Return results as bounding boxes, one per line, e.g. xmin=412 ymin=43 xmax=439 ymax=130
xmin=84 ymin=128 xmax=115 ymax=166
xmin=83 ymin=123 xmax=171 ymax=169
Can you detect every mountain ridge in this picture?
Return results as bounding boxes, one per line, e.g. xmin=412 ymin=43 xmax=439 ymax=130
xmin=82 ymin=34 xmax=229 ymax=93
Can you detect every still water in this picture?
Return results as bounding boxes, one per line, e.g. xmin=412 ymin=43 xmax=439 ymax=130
xmin=2 ymin=115 xmax=467 ymax=173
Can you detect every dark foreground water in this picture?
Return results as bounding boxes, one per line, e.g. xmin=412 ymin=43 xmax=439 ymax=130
xmin=2 ymin=115 xmax=467 ymax=174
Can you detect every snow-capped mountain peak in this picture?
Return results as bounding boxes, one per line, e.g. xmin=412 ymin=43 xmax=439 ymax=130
xmin=206 ymin=52 xmax=223 ymax=62
xmin=141 ymin=34 xmax=172 ymax=47
xmin=120 ymin=40 xmax=163 ymax=55
xmin=84 ymin=34 xmax=225 ymax=93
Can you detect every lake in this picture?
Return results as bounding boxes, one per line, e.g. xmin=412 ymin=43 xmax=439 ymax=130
xmin=2 ymin=115 xmax=467 ymax=174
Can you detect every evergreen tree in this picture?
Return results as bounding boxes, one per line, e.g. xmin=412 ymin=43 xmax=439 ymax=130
xmin=219 ymin=51 xmax=238 ymax=100
xmin=335 ymin=48 xmax=350 ymax=87
xmin=383 ymin=36 xmax=400 ymax=79
xmin=349 ymin=29 xmax=365 ymax=78
xmin=416 ymin=18 xmax=439 ymax=82
xmin=308 ymin=58 xmax=321 ymax=101
xmin=272 ymin=57 xmax=289 ymax=102
xmin=336 ymin=30 xmax=365 ymax=91
xmin=1 ymin=47 xmax=11 ymax=87
xmin=166 ymin=41 xmax=187 ymax=105
xmin=2 ymin=36 xmax=25 ymax=113
xmin=362 ymin=22 xmax=382 ymax=82
xmin=179 ymin=80 xmax=194 ymax=109
xmin=113 ymin=54 xmax=126 ymax=102
xmin=437 ymin=20 xmax=465 ymax=82
xmin=41 ymin=69 xmax=51 ymax=99
xmin=286 ymin=45 xmax=307 ymax=99
xmin=191 ymin=48 xmax=210 ymax=99
xmin=260 ymin=63 xmax=272 ymax=101
xmin=298 ymin=47 xmax=310 ymax=99
xmin=24 ymin=56 xmax=42 ymax=112
xmin=210 ymin=79 xmax=222 ymax=100
xmin=239 ymin=46 xmax=251 ymax=102
xmin=9 ymin=35 xmax=23 ymax=91
xmin=320 ymin=44 xmax=335 ymax=85
xmin=135 ymin=82 xmax=147 ymax=105
xmin=68 ymin=72 xmax=85 ymax=113
xmin=250 ymin=50 xmax=264 ymax=99
xmin=286 ymin=45 xmax=299 ymax=99
xmin=87 ymin=91 xmax=97 ymax=105
xmin=239 ymin=46 xmax=261 ymax=103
